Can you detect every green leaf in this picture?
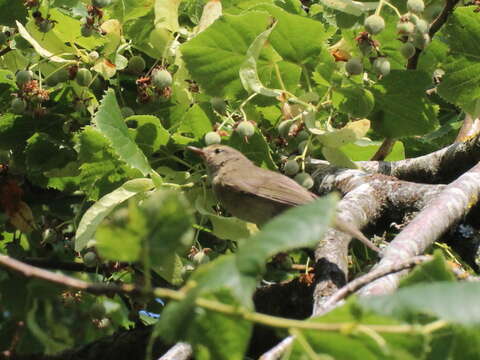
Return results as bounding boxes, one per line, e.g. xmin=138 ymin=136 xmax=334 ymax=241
xmin=371 ymin=70 xmax=438 ymax=138
xmin=127 ymin=115 xmax=170 ymax=156
xmin=322 ymin=146 xmax=358 ymax=169
xmin=361 ymin=282 xmax=480 ymax=325
xmin=94 ymin=89 xmax=152 ymax=175
xmin=155 ymin=255 xmax=256 ymax=343
xmin=0 ymin=114 xmax=35 ymax=150
xmin=25 ymin=133 xmax=76 ymax=172
xmin=155 ymin=0 xmax=181 ymax=31
xmin=441 ymin=6 xmax=480 ymax=60
xmin=227 ymin=131 xmax=276 ymax=170
xmin=341 ymin=140 xmax=405 ymax=161
xmin=181 ymin=11 xmax=272 ymax=97
xmin=236 ymin=194 xmax=338 ymax=276
xmin=177 ymin=104 xmax=213 ymax=140
xmin=239 ymin=20 xmax=282 ymax=97
xmin=400 ymin=251 xmax=456 ymax=288
xmin=437 ymin=57 xmax=480 ymax=112
xmin=251 ymin=3 xmax=332 ymax=66
xmin=320 ymin=0 xmax=375 ymax=16
xmin=138 ymin=190 xmax=195 ymax=270
xmin=188 ymin=290 xmax=252 ymax=360
xmin=16 ymin=21 xmax=72 ymax=63
xmin=74 ymin=178 xmax=155 ymax=251
xmin=0 ymin=0 xmax=27 ymax=26
xmin=333 ymin=85 xmax=375 ymax=118
xmin=111 ymin=0 xmax=154 ymax=23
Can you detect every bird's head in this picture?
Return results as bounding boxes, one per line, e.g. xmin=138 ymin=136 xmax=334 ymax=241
xmin=187 ymin=144 xmax=251 ymax=175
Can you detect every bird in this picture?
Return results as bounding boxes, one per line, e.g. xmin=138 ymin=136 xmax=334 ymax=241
xmin=187 ymin=144 xmax=380 ymax=253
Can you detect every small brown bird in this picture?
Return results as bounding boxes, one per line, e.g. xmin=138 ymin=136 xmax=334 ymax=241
xmin=188 ymin=144 xmax=379 ymax=252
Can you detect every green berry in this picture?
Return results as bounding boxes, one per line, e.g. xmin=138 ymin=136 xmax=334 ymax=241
xmin=0 ymin=32 xmax=7 ymax=46
xmin=400 ymin=42 xmax=416 ymax=59
xmin=294 ymin=172 xmax=314 ymax=190
xmin=90 ymin=303 xmax=106 ymax=319
xmin=11 ymin=98 xmax=26 ymax=114
xmin=277 ymin=120 xmax=294 ymax=138
xmin=38 ymin=20 xmax=54 ymax=33
xmin=89 ymin=51 xmax=99 ymax=62
xmin=412 ymin=33 xmax=430 ymax=49
xmin=345 ymin=58 xmax=363 ymax=75
xmin=204 ymin=131 xmax=221 ymax=145
xmin=92 ymin=0 xmax=111 ymax=8
xmin=298 ymin=140 xmax=308 ymax=154
xmin=81 ymin=24 xmax=93 ymax=37
xmin=297 ymin=130 xmax=309 ymax=142
xmin=210 ymin=97 xmax=227 ymax=114
xmin=372 ymin=57 xmax=390 ymax=76
xmin=121 ymin=107 xmax=135 ymax=118
xmin=358 ymin=41 xmax=372 ymax=56
xmin=76 ymin=68 xmax=92 ymax=87
xmin=83 ymin=251 xmax=98 ymax=268
xmin=407 ymin=0 xmax=425 ymax=14
xmin=236 ymin=121 xmax=255 ymax=137
xmin=415 ymin=19 xmax=429 ymax=34
xmin=397 ymin=21 xmax=415 ymax=35
xmin=364 ymin=15 xmax=385 ymax=35
xmin=16 ymin=70 xmax=33 ymax=85
xmin=193 ymin=251 xmax=210 ymax=266
xmin=127 ymin=56 xmax=146 ymax=75
xmin=152 ymin=69 xmax=172 ymax=88
xmin=55 ymin=68 xmax=69 ymax=83
xmin=284 ymin=159 xmax=299 ymax=176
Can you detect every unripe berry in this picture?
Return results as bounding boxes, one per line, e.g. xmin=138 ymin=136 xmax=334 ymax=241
xmin=55 ymin=68 xmax=69 ymax=83
xmin=210 ymin=97 xmax=227 ymax=114
xmin=92 ymin=0 xmax=111 ymax=8
xmin=372 ymin=57 xmax=390 ymax=76
xmin=127 ymin=56 xmax=146 ymax=75
xmin=193 ymin=251 xmax=210 ymax=266
xmin=397 ymin=21 xmax=415 ymax=35
xmin=90 ymin=303 xmax=106 ymax=319
xmin=81 ymin=24 xmax=93 ymax=37
xmin=277 ymin=120 xmax=294 ymax=138
xmin=415 ymin=19 xmax=429 ymax=34
xmin=16 ymin=70 xmax=33 ymax=85
xmin=236 ymin=121 xmax=255 ymax=137
xmin=400 ymin=42 xmax=416 ymax=59
xmin=76 ymin=68 xmax=92 ymax=87
xmin=298 ymin=140 xmax=308 ymax=154
xmin=364 ymin=15 xmax=385 ymax=35
xmin=11 ymin=98 xmax=26 ymax=114
xmin=38 ymin=20 xmax=54 ymax=33
xmin=284 ymin=159 xmax=299 ymax=176
xmin=294 ymin=172 xmax=314 ymax=190
xmin=407 ymin=0 xmax=425 ymax=14
xmin=412 ymin=32 xmax=430 ymax=49
xmin=83 ymin=251 xmax=98 ymax=267
xmin=204 ymin=131 xmax=221 ymax=145
xmin=152 ymin=69 xmax=172 ymax=88
xmin=345 ymin=58 xmax=363 ymax=75
xmin=89 ymin=51 xmax=99 ymax=62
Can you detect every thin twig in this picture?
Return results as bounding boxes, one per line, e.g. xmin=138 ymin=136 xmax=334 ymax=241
xmin=319 ymin=255 xmax=431 ymax=313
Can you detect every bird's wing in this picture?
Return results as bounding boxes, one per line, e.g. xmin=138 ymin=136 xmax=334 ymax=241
xmin=222 ymin=167 xmax=317 ymax=206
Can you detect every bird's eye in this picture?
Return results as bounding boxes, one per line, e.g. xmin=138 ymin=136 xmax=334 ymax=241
xmin=214 ymin=148 xmax=223 ymax=154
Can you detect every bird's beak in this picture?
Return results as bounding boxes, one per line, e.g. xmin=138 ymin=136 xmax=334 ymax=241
xmin=187 ymin=146 xmax=205 ymax=158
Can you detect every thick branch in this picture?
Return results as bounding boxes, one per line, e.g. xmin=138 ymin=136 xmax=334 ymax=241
xmin=359 ymin=134 xmax=480 ymax=183
xmin=359 ymin=162 xmax=480 ymax=296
